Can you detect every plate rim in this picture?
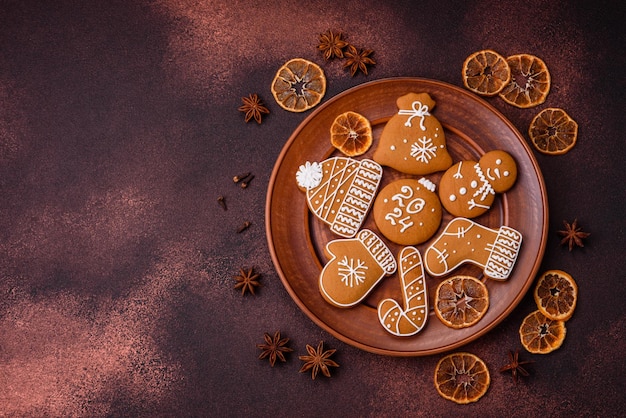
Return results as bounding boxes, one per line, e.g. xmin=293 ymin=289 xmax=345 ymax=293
xmin=265 ymin=76 xmax=549 ymax=356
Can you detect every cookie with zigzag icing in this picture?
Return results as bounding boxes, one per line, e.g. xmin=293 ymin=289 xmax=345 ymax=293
xmin=296 ymin=157 xmax=383 ymax=238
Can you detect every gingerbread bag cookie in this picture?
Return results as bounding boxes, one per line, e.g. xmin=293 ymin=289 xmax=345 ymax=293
xmin=373 ymin=92 xmax=452 ymax=175
xmin=439 ymin=150 xmax=517 ymax=218
xmin=424 ymin=217 xmax=522 ymax=280
xmin=373 ymin=177 xmax=442 ymax=245
xmin=378 ymin=246 xmax=429 ymax=337
xmin=296 ymin=157 xmax=383 ymax=238
xmin=320 ymin=229 xmax=397 ymax=308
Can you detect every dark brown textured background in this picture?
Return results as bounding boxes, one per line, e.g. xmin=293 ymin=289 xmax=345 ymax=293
xmin=1 ymin=0 xmax=624 ymax=416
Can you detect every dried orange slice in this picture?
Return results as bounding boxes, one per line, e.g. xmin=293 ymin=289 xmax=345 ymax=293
xmin=528 ymin=108 xmax=578 ymax=155
xmin=330 ymin=111 xmax=373 ymax=156
xmin=499 ymin=54 xmax=551 ymax=108
xmin=434 ymin=276 xmax=489 ymax=329
xmin=434 ymin=352 xmax=490 ymax=404
xmin=519 ymin=310 xmax=566 ymax=354
xmin=462 ymin=50 xmax=511 ymax=96
xmin=271 ymin=58 xmax=326 ymax=112
xmin=533 ymin=270 xmax=578 ymax=321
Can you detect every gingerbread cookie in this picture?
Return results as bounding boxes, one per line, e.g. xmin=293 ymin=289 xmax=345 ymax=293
xmin=373 ymin=92 xmax=452 ymax=175
xmin=296 ymin=157 xmax=383 ymax=238
xmin=320 ymin=229 xmax=397 ymax=308
xmin=378 ymin=246 xmax=429 ymax=337
xmin=373 ymin=177 xmax=442 ymax=245
xmin=439 ymin=150 xmax=517 ymax=218
xmin=424 ymin=217 xmax=522 ymax=280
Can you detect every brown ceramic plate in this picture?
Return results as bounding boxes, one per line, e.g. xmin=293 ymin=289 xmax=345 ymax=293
xmin=266 ymin=78 xmax=548 ymax=356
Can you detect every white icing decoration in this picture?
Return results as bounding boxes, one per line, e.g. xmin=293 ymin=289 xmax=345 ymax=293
xmin=453 ymin=162 xmax=463 ymax=179
xmin=449 ymin=194 xmax=456 ymax=202
xmin=390 ymin=145 xmax=396 ymax=151
xmin=337 ymin=255 xmax=368 ymax=288
xmin=504 ymin=171 xmax=510 ymax=177
xmin=398 ymin=100 xmax=430 ymax=130
xmin=410 ymin=136 xmax=438 ymax=163
xmin=296 ymin=161 xmax=323 ymax=190
xmin=418 ymin=177 xmax=436 ymax=192
xmin=471 ymin=180 xmax=478 ymax=188
xmin=459 ymin=187 xmax=467 ymax=195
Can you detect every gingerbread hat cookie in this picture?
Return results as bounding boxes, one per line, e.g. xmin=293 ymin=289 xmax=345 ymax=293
xmin=320 ymin=229 xmax=397 ymax=308
xmin=378 ymin=246 xmax=429 ymax=337
xmin=424 ymin=217 xmax=522 ymax=280
xmin=296 ymin=157 xmax=383 ymax=238
xmin=373 ymin=177 xmax=442 ymax=245
xmin=439 ymin=150 xmax=518 ymax=218
xmin=373 ymin=92 xmax=452 ymax=175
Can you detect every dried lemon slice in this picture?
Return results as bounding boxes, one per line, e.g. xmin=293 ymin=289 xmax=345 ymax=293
xmin=519 ymin=310 xmax=566 ymax=354
xmin=330 ymin=111 xmax=373 ymax=156
xmin=434 ymin=276 xmax=489 ymax=329
xmin=529 ymin=108 xmax=578 ymax=155
xmin=434 ymin=352 xmax=490 ymax=404
xmin=499 ymin=54 xmax=551 ymax=108
xmin=533 ymin=270 xmax=578 ymax=321
xmin=271 ymin=58 xmax=326 ymax=112
xmin=462 ymin=50 xmax=511 ymax=96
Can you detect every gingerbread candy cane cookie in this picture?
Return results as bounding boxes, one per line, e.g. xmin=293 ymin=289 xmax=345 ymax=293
xmin=377 ymin=247 xmax=428 ymax=337
xmin=424 ymin=217 xmax=523 ymax=280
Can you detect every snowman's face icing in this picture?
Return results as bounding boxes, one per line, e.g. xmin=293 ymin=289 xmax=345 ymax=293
xmin=478 ymin=150 xmax=517 ymax=193
xmin=446 ymin=161 xmax=494 ymax=212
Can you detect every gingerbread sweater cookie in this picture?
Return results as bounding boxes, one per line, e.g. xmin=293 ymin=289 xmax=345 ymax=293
xmin=296 ymin=157 xmax=383 ymax=238
xmin=439 ymin=150 xmax=517 ymax=218
xmin=373 ymin=92 xmax=452 ymax=175
xmin=424 ymin=217 xmax=522 ymax=280
xmin=320 ymin=229 xmax=397 ymax=308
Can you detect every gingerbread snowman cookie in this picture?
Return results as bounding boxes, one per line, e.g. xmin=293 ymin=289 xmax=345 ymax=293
xmin=319 ymin=229 xmax=397 ymax=308
xmin=439 ymin=150 xmax=518 ymax=218
xmin=296 ymin=157 xmax=383 ymax=238
xmin=373 ymin=177 xmax=442 ymax=245
xmin=373 ymin=92 xmax=452 ymax=175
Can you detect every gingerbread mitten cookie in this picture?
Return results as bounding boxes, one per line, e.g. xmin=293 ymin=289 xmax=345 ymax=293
xmin=424 ymin=217 xmax=522 ymax=280
xmin=378 ymin=247 xmax=429 ymax=337
xmin=296 ymin=157 xmax=383 ymax=238
xmin=320 ymin=229 xmax=397 ymax=308
xmin=373 ymin=177 xmax=442 ymax=245
xmin=439 ymin=150 xmax=518 ymax=218
xmin=373 ymin=92 xmax=452 ymax=175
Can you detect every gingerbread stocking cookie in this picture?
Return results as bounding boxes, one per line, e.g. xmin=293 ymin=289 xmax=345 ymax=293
xmin=424 ymin=217 xmax=523 ymax=280
xmin=373 ymin=92 xmax=452 ymax=175
xmin=296 ymin=157 xmax=383 ymax=238
xmin=320 ymin=229 xmax=397 ymax=308
xmin=439 ymin=150 xmax=518 ymax=218
xmin=378 ymin=247 xmax=429 ymax=337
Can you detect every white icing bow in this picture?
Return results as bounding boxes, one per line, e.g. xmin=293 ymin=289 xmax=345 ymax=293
xmin=398 ymin=100 xmax=430 ymax=131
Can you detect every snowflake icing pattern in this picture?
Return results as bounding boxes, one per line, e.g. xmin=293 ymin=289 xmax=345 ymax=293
xmin=410 ymin=136 xmax=438 ymax=163
xmin=337 ymin=256 xmax=368 ymax=287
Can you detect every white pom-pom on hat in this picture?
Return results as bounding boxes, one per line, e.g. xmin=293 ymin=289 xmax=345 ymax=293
xmin=296 ymin=161 xmax=323 ymax=190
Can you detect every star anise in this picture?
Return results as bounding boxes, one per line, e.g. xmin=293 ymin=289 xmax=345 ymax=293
xmin=343 ymin=44 xmax=376 ymax=76
xmin=558 ymin=219 xmax=590 ymax=251
xmin=298 ymin=340 xmax=339 ymax=379
xmin=257 ymin=331 xmax=294 ymax=367
xmin=233 ymin=267 xmax=260 ymax=295
xmin=499 ymin=349 xmax=535 ymax=383
xmin=317 ymin=30 xmax=349 ymax=60
xmin=238 ymin=93 xmax=269 ymax=124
